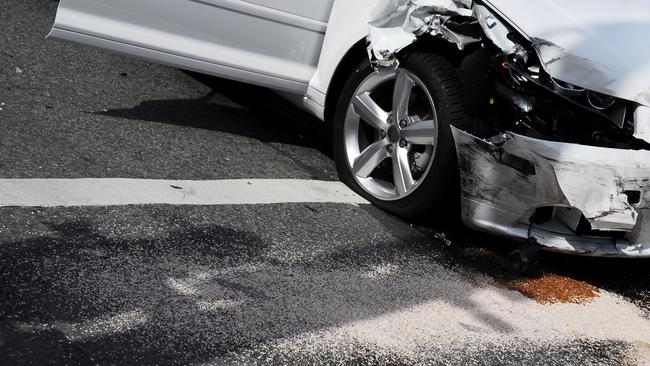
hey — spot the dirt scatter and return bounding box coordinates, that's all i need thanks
[623,342,650,366]
[443,236,603,306]
[500,272,600,305]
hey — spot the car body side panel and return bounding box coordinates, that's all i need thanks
[49,28,309,93]
[306,0,381,116]
[241,0,333,22]
[49,0,334,94]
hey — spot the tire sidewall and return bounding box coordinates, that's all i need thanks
[333,54,461,221]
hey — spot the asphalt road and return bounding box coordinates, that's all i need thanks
[1,1,649,365]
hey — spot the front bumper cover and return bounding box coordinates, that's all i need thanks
[452,126,650,257]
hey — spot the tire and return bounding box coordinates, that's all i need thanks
[333,52,467,222]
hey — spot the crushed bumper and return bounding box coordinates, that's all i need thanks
[452,126,650,257]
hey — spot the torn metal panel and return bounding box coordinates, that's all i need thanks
[634,106,650,144]
[482,0,650,107]
[465,197,650,256]
[368,0,478,66]
[473,4,515,54]
[451,126,650,256]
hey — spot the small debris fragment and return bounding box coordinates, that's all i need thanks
[170,185,183,190]
[45,105,53,109]
[119,72,128,77]
[15,67,23,74]
[434,232,452,246]
[304,204,319,214]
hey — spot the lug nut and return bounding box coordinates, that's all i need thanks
[399,139,407,148]
[387,145,394,153]
[399,120,407,128]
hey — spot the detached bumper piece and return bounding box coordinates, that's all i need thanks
[452,126,650,257]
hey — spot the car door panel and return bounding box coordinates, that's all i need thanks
[50,0,334,93]
[240,0,333,22]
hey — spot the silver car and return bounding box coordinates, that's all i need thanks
[49,0,650,258]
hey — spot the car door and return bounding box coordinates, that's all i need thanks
[49,0,335,93]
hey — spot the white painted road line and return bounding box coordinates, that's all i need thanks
[0,179,369,207]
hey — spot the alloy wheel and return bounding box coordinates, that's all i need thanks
[343,68,439,201]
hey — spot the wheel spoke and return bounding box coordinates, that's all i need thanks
[353,140,390,178]
[392,147,415,195]
[353,93,389,131]
[401,119,436,145]
[393,70,415,123]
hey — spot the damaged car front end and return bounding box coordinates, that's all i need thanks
[368,0,650,257]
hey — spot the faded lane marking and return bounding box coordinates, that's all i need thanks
[0,179,368,207]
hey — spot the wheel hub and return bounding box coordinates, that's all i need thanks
[387,125,401,143]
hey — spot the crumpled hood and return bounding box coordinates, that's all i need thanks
[484,0,650,106]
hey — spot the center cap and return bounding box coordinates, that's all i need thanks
[387,126,401,143]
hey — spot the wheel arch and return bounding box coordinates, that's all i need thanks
[324,38,368,124]
[324,35,469,124]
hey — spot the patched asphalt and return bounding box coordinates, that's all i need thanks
[1,0,650,365]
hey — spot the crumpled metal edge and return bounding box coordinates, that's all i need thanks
[367,0,477,67]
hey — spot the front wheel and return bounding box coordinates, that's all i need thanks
[333,52,467,221]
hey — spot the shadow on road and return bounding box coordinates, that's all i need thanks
[94,72,333,159]
[1,205,523,364]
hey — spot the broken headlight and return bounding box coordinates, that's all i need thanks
[463,1,649,151]
[587,91,616,111]
[546,76,629,129]
[487,44,640,148]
